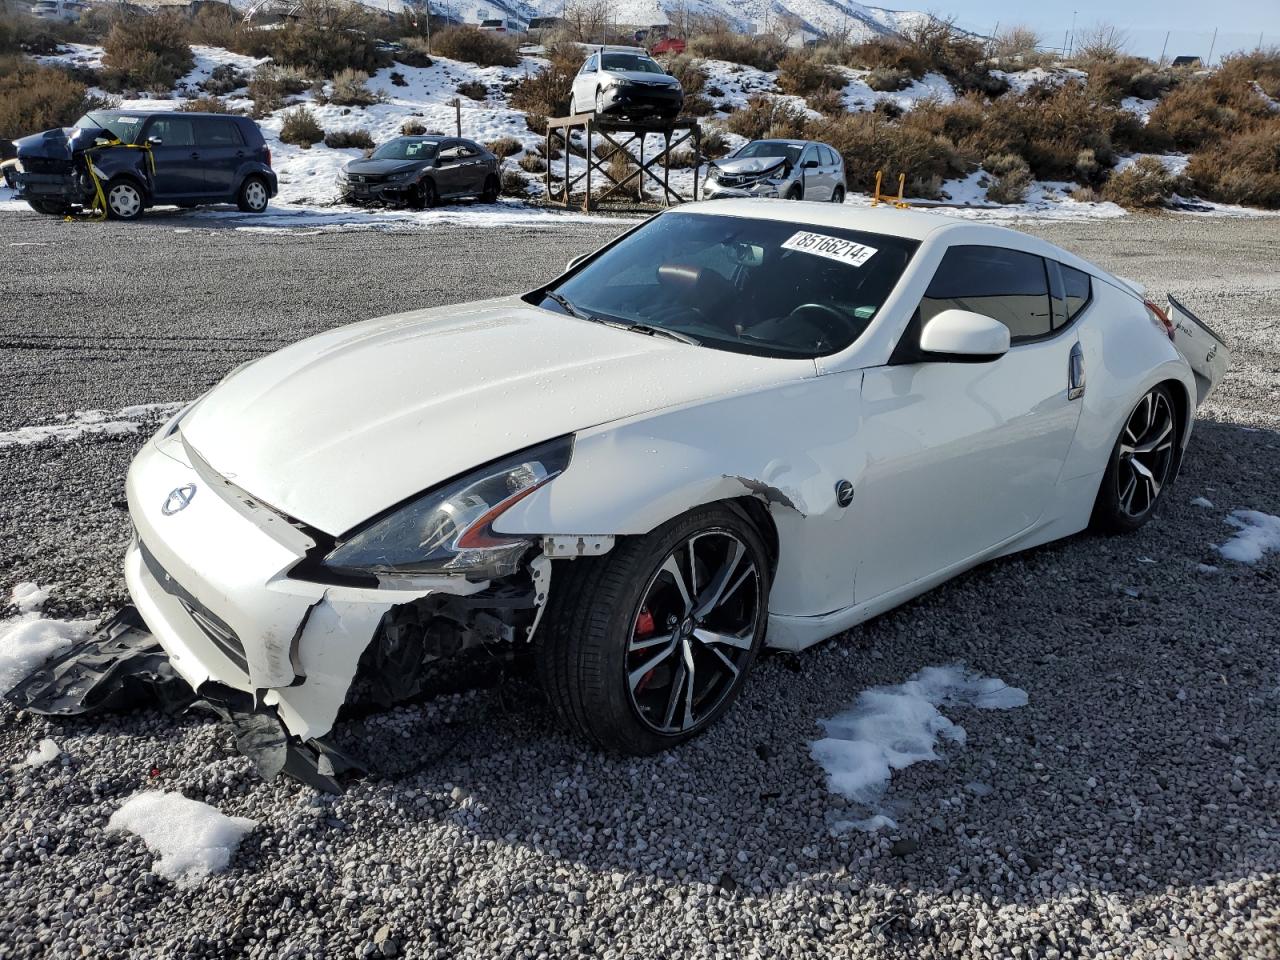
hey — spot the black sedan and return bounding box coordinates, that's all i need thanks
[341,135,500,207]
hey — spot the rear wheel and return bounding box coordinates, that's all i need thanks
[103,178,143,220]
[414,178,438,208]
[1093,384,1179,532]
[236,176,269,213]
[480,174,499,203]
[537,504,770,754]
[832,186,845,204]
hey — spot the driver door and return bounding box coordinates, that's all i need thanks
[140,116,207,198]
[573,54,599,112]
[848,245,1084,601]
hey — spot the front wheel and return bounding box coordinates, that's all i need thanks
[785,184,803,200]
[831,186,845,204]
[103,178,144,220]
[26,199,69,216]
[1093,384,1179,532]
[537,504,770,754]
[595,88,606,114]
[236,176,269,213]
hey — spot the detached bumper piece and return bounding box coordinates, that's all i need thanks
[7,608,195,717]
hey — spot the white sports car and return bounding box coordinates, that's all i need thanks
[123,200,1229,764]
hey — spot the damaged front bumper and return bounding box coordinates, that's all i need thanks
[125,432,547,753]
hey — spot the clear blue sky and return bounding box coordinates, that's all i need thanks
[877,0,1277,62]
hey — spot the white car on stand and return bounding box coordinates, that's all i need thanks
[122,200,1227,772]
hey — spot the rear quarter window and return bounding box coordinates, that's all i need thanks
[920,245,1052,342]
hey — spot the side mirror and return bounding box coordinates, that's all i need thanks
[803,159,819,168]
[146,136,163,146]
[919,309,1010,361]
[565,253,589,272]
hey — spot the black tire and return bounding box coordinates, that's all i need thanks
[236,175,269,213]
[26,199,69,216]
[832,186,845,204]
[785,184,803,200]
[103,177,144,220]
[414,178,438,209]
[1093,383,1180,533]
[480,174,499,203]
[594,88,606,114]
[536,503,770,755]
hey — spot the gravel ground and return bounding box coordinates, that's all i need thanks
[1,208,1278,960]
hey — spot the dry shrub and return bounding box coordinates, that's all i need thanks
[501,167,532,195]
[237,1,388,78]
[431,27,519,68]
[812,111,958,198]
[688,30,784,72]
[663,55,707,98]
[1073,23,1128,62]
[806,87,845,115]
[401,117,428,135]
[509,40,580,118]
[248,64,308,119]
[0,10,88,56]
[1217,48,1280,100]
[992,26,1040,59]
[0,56,106,140]
[983,152,1032,203]
[395,36,433,68]
[329,69,383,106]
[279,106,325,147]
[1147,73,1275,150]
[457,80,488,101]
[202,63,249,96]
[1187,126,1280,208]
[1099,156,1177,208]
[324,128,375,150]
[667,146,699,169]
[865,67,913,92]
[188,5,244,48]
[518,153,546,173]
[776,50,844,97]
[486,136,523,158]
[100,12,193,93]
[723,94,806,140]
[180,95,238,114]
[1084,55,1176,103]
[844,37,927,76]
[700,128,731,159]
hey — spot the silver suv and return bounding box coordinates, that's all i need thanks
[704,139,846,202]
[569,46,684,123]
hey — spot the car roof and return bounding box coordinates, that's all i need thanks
[93,109,244,121]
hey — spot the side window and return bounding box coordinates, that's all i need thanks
[147,117,195,147]
[583,55,598,72]
[456,142,480,158]
[438,140,460,161]
[194,118,243,147]
[800,145,817,166]
[1046,260,1093,329]
[821,146,837,166]
[920,246,1052,342]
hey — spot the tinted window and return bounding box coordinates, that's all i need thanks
[194,118,242,147]
[921,246,1051,342]
[601,53,663,73]
[736,140,803,165]
[1061,264,1091,319]
[76,112,145,143]
[147,117,195,147]
[821,145,838,165]
[456,142,480,157]
[583,55,598,71]
[372,138,438,160]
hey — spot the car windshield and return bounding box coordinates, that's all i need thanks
[538,212,918,359]
[735,140,804,165]
[75,112,145,143]
[601,53,663,73]
[371,138,439,161]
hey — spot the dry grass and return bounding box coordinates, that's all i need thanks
[501,167,532,195]
[179,95,239,114]
[100,12,193,94]
[687,30,784,72]
[805,87,845,115]
[328,69,383,107]
[485,136,523,158]
[1100,156,1178,208]
[722,95,806,140]
[279,107,325,148]
[431,27,519,68]
[395,36,433,69]
[324,128,376,150]
[865,67,913,92]
[201,64,248,96]
[776,51,844,97]
[508,40,579,119]
[1187,126,1280,208]
[518,153,546,173]
[811,111,958,198]
[457,80,488,101]
[1147,66,1277,151]
[983,152,1032,203]
[247,64,308,119]
[234,0,389,78]
[401,118,428,135]
[0,55,106,141]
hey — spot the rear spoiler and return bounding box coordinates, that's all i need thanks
[1168,294,1229,406]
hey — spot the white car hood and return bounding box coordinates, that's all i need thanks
[182,296,802,533]
[716,156,788,175]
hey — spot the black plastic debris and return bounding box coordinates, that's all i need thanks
[5,607,196,717]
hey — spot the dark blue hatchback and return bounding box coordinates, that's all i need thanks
[4,110,278,220]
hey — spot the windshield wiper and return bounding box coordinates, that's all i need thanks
[543,291,701,345]
[542,289,588,320]
[622,323,702,346]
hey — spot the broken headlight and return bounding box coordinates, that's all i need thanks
[322,436,573,580]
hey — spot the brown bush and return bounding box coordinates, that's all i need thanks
[700,128,731,159]
[806,87,845,115]
[666,146,699,169]
[865,67,913,92]
[501,167,532,195]
[431,27,519,68]
[518,153,546,173]
[395,36,433,68]
[811,111,958,198]
[662,55,707,98]
[486,136,523,158]
[1146,73,1275,150]
[236,1,388,78]
[329,69,383,106]
[0,56,106,140]
[776,50,844,97]
[0,10,87,56]
[1101,155,1178,208]
[723,94,806,140]
[279,106,325,147]
[509,40,580,118]
[1217,48,1280,100]
[202,63,249,96]
[843,37,927,76]
[324,128,375,150]
[687,30,784,72]
[247,64,308,119]
[1187,125,1280,208]
[983,152,1032,203]
[457,80,488,101]
[401,117,428,135]
[1083,55,1176,103]
[188,5,244,48]
[100,12,193,94]
[179,95,239,114]
[992,25,1041,60]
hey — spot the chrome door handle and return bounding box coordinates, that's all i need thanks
[1067,342,1086,400]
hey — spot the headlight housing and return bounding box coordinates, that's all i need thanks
[388,169,418,182]
[609,77,634,89]
[321,436,573,581]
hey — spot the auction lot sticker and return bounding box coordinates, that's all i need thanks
[782,231,878,267]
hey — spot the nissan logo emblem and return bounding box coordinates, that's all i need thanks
[162,483,197,515]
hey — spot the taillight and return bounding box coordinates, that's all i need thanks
[1144,299,1175,341]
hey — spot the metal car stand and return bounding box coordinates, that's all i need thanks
[543,114,702,212]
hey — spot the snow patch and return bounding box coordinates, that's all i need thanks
[108,792,257,885]
[24,738,62,768]
[1191,496,1214,508]
[0,403,186,448]
[0,594,95,694]
[1216,510,1280,564]
[11,582,50,614]
[811,665,1027,833]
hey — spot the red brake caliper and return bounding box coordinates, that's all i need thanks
[634,607,656,691]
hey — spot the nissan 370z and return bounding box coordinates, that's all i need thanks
[123,200,1229,764]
